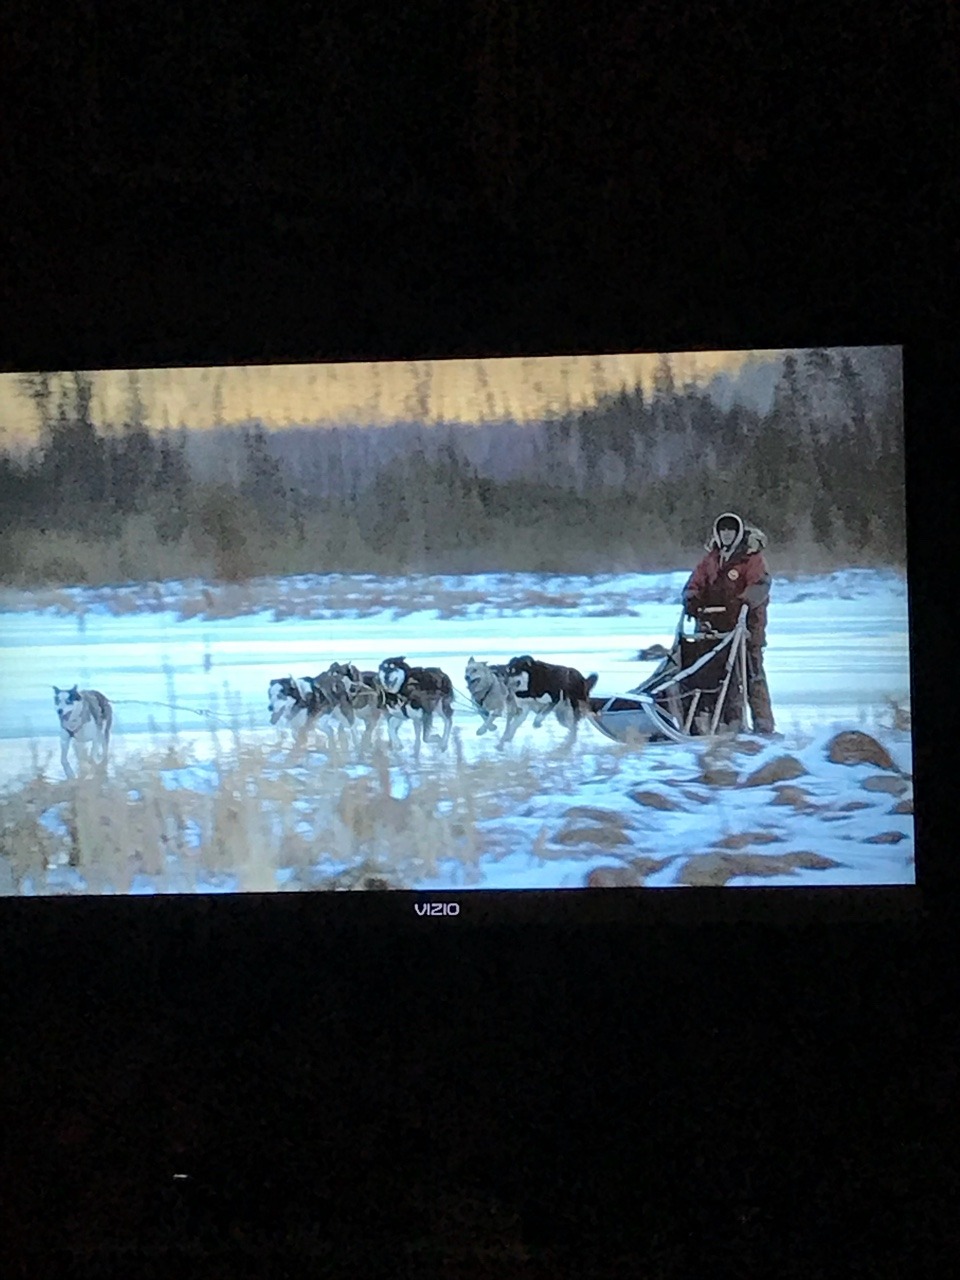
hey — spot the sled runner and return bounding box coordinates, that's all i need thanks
[589,604,751,744]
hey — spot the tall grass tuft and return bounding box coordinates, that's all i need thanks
[0,729,600,896]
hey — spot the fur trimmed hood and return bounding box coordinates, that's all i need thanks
[705,512,767,556]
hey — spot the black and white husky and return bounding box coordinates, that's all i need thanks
[53,686,112,778]
[464,657,520,739]
[377,657,454,753]
[500,655,599,745]
[267,676,325,742]
[326,663,383,743]
[268,671,364,747]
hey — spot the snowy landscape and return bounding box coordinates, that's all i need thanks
[0,568,914,896]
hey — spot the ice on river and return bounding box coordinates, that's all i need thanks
[0,569,914,893]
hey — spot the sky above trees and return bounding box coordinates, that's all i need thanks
[0,350,787,447]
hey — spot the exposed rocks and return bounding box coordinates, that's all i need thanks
[563,806,633,825]
[628,789,683,811]
[713,831,783,850]
[585,856,673,888]
[552,823,632,848]
[697,737,739,783]
[826,731,897,771]
[681,788,712,804]
[860,775,909,795]
[586,863,642,888]
[789,851,845,870]
[677,849,841,887]
[770,784,814,809]
[630,855,675,878]
[890,798,913,815]
[699,765,740,788]
[863,830,909,845]
[839,800,872,811]
[741,755,807,787]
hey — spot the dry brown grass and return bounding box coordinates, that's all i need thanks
[883,697,912,732]
[0,731,598,895]
[0,571,651,623]
[2,526,216,590]
[170,578,600,622]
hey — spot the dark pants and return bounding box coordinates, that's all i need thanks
[746,644,775,733]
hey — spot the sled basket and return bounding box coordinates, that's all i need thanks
[589,605,751,744]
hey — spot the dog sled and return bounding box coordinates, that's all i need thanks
[589,604,752,744]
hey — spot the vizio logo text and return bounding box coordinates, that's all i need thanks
[414,902,460,916]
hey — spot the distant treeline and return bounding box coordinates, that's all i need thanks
[0,350,905,585]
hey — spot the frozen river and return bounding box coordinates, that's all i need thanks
[0,568,911,771]
[0,569,915,893]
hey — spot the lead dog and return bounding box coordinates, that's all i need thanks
[264,675,355,747]
[377,657,454,753]
[53,685,112,778]
[501,656,598,745]
[464,657,520,739]
[267,675,330,744]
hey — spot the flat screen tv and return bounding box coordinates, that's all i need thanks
[0,347,915,920]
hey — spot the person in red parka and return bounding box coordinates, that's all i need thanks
[681,511,775,734]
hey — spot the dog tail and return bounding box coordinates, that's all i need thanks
[585,673,599,695]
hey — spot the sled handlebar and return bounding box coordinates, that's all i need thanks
[683,603,750,637]
[699,605,749,618]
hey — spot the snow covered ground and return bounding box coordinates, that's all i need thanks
[0,569,915,895]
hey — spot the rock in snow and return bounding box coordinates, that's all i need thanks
[742,755,807,787]
[826,731,898,771]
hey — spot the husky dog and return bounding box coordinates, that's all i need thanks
[311,668,357,727]
[53,686,112,778]
[267,676,326,742]
[377,656,454,753]
[501,655,599,745]
[464,657,520,739]
[326,663,383,743]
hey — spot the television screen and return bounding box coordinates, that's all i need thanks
[0,347,914,899]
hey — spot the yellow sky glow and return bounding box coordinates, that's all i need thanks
[0,350,783,446]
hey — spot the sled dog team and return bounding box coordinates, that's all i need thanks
[51,655,599,776]
[49,512,775,774]
[267,655,599,751]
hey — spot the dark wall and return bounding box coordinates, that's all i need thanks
[2,1,956,1274]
